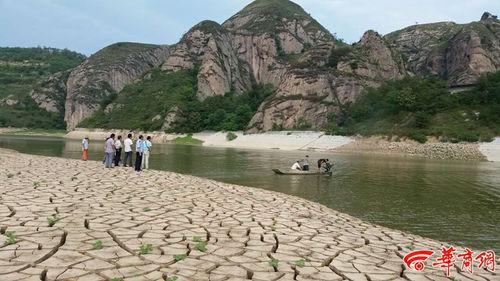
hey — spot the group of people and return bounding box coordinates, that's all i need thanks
[291,155,332,172]
[81,133,153,172]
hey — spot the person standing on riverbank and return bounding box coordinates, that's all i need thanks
[134,135,144,172]
[141,136,152,170]
[81,137,89,161]
[114,135,122,167]
[123,133,133,167]
[104,134,115,168]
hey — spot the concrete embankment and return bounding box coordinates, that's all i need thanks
[1,149,496,280]
[479,137,500,162]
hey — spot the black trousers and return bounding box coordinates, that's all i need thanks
[114,148,122,166]
[123,151,132,167]
[134,152,142,171]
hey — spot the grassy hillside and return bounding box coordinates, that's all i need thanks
[79,68,274,132]
[328,72,500,143]
[0,47,85,129]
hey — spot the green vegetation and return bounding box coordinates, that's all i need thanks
[173,253,187,262]
[165,276,178,281]
[327,72,500,143]
[235,0,332,40]
[0,47,85,129]
[173,134,204,146]
[326,46,351,68]
[4,231,17,245]
[192,236,203,243]
[110,278,124,281]
[139,243,153,255]
[87,42,159,66]
[33,181,40,188]
[195,241,208,252]
[80,68,274,133]
[47,215,59,227]
[269,258,279,269]
[294,259,306,268]
[226,132,238,141]
[143,207,152,212]
[93,240,103,250]
[4,128,67,136]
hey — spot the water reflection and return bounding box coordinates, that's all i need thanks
[0,135,499,251]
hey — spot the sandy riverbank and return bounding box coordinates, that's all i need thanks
[1,149,496,280]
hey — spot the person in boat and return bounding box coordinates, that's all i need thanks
[319,159,332,173]
[300,155,310,171]
[291,161,302,171]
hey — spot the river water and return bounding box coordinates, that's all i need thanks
[0,135,499,252]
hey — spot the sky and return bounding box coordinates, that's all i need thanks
[0,0,498,56]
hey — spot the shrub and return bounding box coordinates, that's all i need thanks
[408,131,427,143]
[327,46,351,68]
[226,132,237,141]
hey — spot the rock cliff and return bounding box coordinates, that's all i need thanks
[28,0,500,132]
[64,43,169,129]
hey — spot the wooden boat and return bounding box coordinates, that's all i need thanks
[272,169,332,176]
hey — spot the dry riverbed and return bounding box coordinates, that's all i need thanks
[0,149,497,281]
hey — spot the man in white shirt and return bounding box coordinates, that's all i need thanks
[291,161,302,171]
[123,133,133,167]
[114,135,123,167]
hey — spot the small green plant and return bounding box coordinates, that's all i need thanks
[47,215,59,227]
[139,243,153,255]
[407,242,416,251]
[269,258,279,269]
[165,276,178,281]
[195,241,208,252]
[93,240,103,250]
[226,132,237,141]
[143,207,151,212]
[4,231,17,245]
[7,173,14,178]
[173,253,187,262]
[110,278,124,281]
[172,134,204,145]
[192,236,203,243]
[294,259,305,268]
[33,181,40,188]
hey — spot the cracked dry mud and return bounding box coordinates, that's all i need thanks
[0,150,498,281]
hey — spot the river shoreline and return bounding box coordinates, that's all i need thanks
[2,127,499,161]
[0,149,497,280]
[65,128,498,161]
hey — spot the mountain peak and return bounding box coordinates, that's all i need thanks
[481,12,498,21]
[237,0,309,18]
[223,0,331,40]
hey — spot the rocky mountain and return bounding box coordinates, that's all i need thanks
[24,0,500,132]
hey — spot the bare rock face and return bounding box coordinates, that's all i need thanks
[446,21,500,85]
[30,71,69,113]
[247,70,367,132]
[161,106,183,130]
[338,31,404,80]
[162,21,252,100]
[385,16,500,86]
[64,43,169,129]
